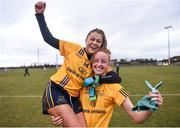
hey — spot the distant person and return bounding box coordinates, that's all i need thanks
[24,67,30,77]
[4,67,7,72]
[43,66,46,71]
[115,62,120,74]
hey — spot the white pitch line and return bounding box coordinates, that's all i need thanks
[130,94,180,96]
[0,94,180,98]
[0,95,41,98]
[162,94,180,96]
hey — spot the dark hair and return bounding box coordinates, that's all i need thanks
[85,28,107,48]
[91,48,111,62]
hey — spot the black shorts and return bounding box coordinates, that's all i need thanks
[42,81,83,114]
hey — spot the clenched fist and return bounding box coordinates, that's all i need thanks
[35,1,46,14]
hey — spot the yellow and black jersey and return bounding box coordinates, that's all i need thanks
[80,83,128,127]
[50,40,94,97]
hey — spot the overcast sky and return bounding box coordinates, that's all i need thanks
[0,0,180,67]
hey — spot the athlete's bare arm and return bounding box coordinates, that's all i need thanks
[122,91,163,124]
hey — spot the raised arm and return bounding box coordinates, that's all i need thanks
[35,1,59,49]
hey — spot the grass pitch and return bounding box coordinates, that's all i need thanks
[0,66,180,127]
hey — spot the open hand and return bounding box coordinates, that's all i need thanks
[51,116,63,126]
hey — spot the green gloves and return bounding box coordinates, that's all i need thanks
[132,80,163,112]
[132,95,158,112]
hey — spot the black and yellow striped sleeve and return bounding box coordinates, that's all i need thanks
[119,88,128,97]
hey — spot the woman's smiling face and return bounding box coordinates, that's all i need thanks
[92,51,109,76]
[85,32,103,55]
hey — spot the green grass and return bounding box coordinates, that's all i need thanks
[0,66,180,127]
